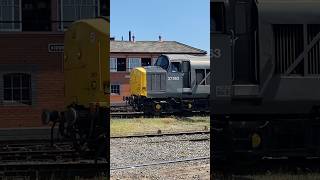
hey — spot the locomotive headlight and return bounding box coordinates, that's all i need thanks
[188,103,192,109]
[155,104,161,110]
[251,133,261,148]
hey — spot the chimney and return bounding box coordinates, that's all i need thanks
[129,31,131,41]
[121,36,123,41]
[158,35,162,42]
[132,34,135,42]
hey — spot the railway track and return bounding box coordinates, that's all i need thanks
[110,110,210,118]
[213,157,320,178]
[111,130,210,139]
[0,139,108,178]
[110,156,210,171]
[110,104,210,118]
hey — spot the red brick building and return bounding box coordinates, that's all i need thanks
[110,37,207,105]
[0,0,107,128]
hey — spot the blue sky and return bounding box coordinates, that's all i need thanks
[110,0,210,53]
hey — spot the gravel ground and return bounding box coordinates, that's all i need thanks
[110,134,210,179]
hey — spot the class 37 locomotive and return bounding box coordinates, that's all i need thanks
[127,54,210,115]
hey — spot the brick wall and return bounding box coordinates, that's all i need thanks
[0,33,64,128]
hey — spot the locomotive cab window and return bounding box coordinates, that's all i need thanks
[171,62,181,73]
[155,56,169,70]
[211,2,226,33]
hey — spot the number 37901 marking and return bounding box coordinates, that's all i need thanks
[168,77,179,81]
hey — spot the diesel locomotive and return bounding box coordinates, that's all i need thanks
[211,0,320,167]
[42,17,109,159]
[127,54,210,114]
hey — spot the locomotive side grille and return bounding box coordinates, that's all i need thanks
[308,24,320,75]
[274,24,320,75]
[274,24,304,75]
[147,73,166,91]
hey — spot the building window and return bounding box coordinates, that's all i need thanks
[196,69,210,85]
[110,84,120,95]
[152,58,158,66]
[22,0,51,31]
[117,58,126,72]
[3,73,31,105]
[60,0,99,30]
[0,0,21,31]
[110,58,117,72]
[141,58,151,66]
[128,58,141,71]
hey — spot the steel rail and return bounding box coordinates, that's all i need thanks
[110,156,210,171]
[111,130,210,139]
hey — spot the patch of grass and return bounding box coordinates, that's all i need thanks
[110,116,210,137]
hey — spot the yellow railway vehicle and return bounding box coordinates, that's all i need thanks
[130,67,147,97]
[42,17,109,159]
[64,17,109,108]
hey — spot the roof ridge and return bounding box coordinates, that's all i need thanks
[110,41,207,54]
[173,41,207,54]
[111,40,175,42]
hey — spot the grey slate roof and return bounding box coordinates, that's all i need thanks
[110,41,207,54]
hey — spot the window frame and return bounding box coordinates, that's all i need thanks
[110,58,117,72]
[116,58,126,72]
[59,0,100,31]
[110,84,120,95]
[141,58,152,67]
[2,73,32,105]
[128,57,141,71]
[0,0,22,32]
[170,62,181,73]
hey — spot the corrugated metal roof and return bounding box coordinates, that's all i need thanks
[110,41,207,54]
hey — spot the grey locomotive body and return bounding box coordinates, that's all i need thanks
[211,0,320,167]
[129,54,210,114]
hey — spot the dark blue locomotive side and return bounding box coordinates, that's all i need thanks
[211,0,320,169]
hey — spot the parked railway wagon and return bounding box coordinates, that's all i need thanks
[211,0,320,168]
[127,54,210,115]
[42,17,109,158]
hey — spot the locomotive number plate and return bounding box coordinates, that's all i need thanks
[168,76,179,81]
